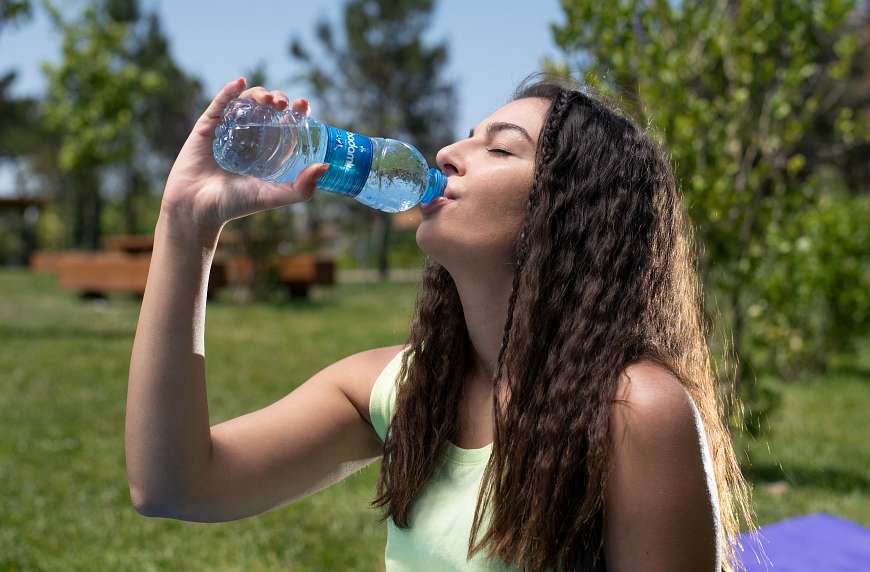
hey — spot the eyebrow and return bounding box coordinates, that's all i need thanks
[468,122,534,145]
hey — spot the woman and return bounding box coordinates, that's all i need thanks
[126,74,755,571]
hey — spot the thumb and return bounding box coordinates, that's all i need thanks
[295,163,330,197]
[260,163,329,208]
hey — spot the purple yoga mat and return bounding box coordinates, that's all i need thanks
[738,512,870,572]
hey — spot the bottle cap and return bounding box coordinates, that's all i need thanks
[421,168,447,205]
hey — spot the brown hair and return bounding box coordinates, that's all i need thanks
[371,73,757,571]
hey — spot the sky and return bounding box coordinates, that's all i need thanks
[0,0,568,194]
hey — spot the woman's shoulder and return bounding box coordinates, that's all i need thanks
[605,360,722,568]
[330,345,407,432]
[338,345,407,440]
[609,357,718,511]
[611,359,700,446]
[615,359,693,413]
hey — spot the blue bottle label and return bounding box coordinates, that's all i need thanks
[318,126,373,197]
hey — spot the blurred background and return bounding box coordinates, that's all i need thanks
[0,0,867,570]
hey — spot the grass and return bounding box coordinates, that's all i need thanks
[737,365,870,528]
[0,268,867,570]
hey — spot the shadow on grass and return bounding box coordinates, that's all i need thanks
[0,324,133,340]
[745,462,870,493]
[225,296,335,313]
[271,296,334,311]
[825,363,870,379]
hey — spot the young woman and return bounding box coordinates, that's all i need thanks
[126,74,755,571]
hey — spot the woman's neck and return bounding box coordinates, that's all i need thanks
[451,267,515,385]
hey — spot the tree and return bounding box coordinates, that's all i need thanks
[40,1,158,248]
[0,0,39,264]
[289,0,456,279]
[549,0,869,436]
[0,0,34,160]
[113,0,204,234]
[0,0,30,31]
[39,0,202,248]
[0,72,39,162]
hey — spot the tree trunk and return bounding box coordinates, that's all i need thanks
[72,171,102,251]
[723,285,741,423]
[123,165,145,234]
[725,283,755,428]
[19,206,39,267]
[375,210,392,281]
[235,216,258,295]
[305,201,323,251]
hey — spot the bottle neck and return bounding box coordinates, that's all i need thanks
[421,168,447,205]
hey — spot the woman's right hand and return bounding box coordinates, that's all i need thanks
[160,77,329,236]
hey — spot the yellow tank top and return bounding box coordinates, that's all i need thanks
[368,347,519,571]
[368,347,721,571]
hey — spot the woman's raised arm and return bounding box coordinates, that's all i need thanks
[125,79,386,520]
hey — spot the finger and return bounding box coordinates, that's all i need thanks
[270,90,290,110]
[260,163,329,208]
[239,86,273,105]
[295,162,329,196]
[290,98,310,117]
[196,77,247,133]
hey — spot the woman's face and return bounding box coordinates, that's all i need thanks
[416,97,551,273]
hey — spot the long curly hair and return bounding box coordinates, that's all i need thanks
[371,74,756,572]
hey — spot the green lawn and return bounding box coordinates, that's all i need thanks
[1,268,867,570]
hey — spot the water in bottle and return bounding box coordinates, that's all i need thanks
[212,97,447,213]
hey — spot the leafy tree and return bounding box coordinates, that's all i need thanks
[797,7,870,193]
[0,72,40,162]
[112,0,204,234]
[0,0,30,31]
[289,0,456,279]
[39,0,201,248]
[0,0,38,266]
[548,0,869,436]
[0,0,33,160]
[40,2,152,248]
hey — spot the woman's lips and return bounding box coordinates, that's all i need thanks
[419,196,453,215]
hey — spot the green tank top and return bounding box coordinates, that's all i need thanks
[369,348,722,571]
[368,347,519,571]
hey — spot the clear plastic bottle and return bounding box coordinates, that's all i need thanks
[212,97,446,213]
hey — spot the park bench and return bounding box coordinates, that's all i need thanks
[214,253,336,297]
[31,250,225,299]
[30,232,334,299]
[275,254,336,297]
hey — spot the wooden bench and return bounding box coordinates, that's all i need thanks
[101,232,243,254]
[33,251,225,299]
[275,255,336,297]
[205,253,335,297]
[31,250,81,275]
[31,234,334,299]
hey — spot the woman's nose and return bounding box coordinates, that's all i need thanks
[436,144,462,176]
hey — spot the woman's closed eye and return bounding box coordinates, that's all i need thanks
[487,148,512,156]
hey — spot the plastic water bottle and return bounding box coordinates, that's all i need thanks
[212,97,447,213]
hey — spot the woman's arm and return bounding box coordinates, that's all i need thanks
[604,362,721,572]
[125,210,391,521]
[124,78,333,517]
[124,205,222,515]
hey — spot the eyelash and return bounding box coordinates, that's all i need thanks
[487,148,511,156]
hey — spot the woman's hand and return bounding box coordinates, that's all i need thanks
[160,77,329,236]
